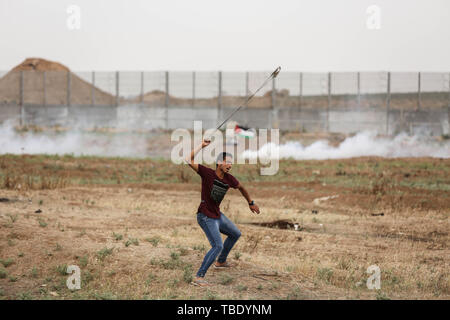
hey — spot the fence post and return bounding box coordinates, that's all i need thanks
[192,71,196,107]
[243,72,249,126]
[448,72,450,131]
[43,71,46,106]
[67,71,71,106]
[115,71,119,106]
[165,71,169,129]
[271,76,277,128]
[357,72,361,107]
[386,72,391,135]
[246,71,250,96]
[140,71,144,103]
[20,71,24,126]
[91,71,95,106]
[299,72,303,110]
[327,72,331,132]
[218,71,222,121]
[418,72,421,110]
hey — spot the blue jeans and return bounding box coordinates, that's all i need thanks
[196,212,241,277]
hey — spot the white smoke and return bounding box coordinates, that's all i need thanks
[243,131,450,160]
[1,121,449,159]
[0,121,151,157]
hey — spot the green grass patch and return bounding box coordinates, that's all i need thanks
[145,236,161,247]
[55,264,68,276]
[0,258,15,268]
[97,247,114,261]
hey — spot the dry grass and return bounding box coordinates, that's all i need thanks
[0,155,448,300]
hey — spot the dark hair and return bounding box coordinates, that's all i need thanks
[216,152,232,168]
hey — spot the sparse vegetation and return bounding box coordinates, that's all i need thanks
[236,284,247,292]
[204,290,220,300]
[178,247,188,256]
[145,273,156,286]
[30,267,39,278]
[167,278,180,288]
[376,291,390,300]
[55,264,68,276]
[124,238,139,247]
[38,219,47,228]
[192,244,206,252]
[113,232,123,241]
[183,265,193,284]
[93,292,117,300]
[170,251,180,261]
[7,214,18,223]
[78,255,88,268]
[97,247,114,261]
[146,236,161,247]
[286,287,304,300]
[0,154,448,299]
[0,268,7,279]
[17,292,33,300]
[0,258,15,268]
[82,271,94,285]
[77,229,87,237]
[219,274,234,285]
[317,267,334,284]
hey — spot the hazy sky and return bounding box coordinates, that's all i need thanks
[1,0,449,71]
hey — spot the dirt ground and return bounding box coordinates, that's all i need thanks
[0,155,448,300]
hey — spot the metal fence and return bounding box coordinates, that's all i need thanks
[0,70,449,135]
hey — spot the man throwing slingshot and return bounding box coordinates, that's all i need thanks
[186,139,260,287]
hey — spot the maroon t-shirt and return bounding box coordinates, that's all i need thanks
[197,164,240,219]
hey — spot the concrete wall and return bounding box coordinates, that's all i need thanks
[0,104,21,123]
[1,103,448,135]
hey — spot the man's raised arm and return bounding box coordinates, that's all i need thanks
[185,139,210,173]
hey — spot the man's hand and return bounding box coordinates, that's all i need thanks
[237,184,260,214]
[249,203,260,214]
[202,139,211,148]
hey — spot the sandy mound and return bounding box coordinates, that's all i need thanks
[0,58,114,105]
[11,58,70,72]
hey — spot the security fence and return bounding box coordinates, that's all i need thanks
[0,70,449,135]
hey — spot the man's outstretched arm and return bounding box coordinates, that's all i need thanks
[185,139,210,173]
[237,183,260,214]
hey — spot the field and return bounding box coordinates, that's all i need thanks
[0,154,448,300]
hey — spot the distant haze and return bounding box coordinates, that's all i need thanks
[1,0,450,72]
